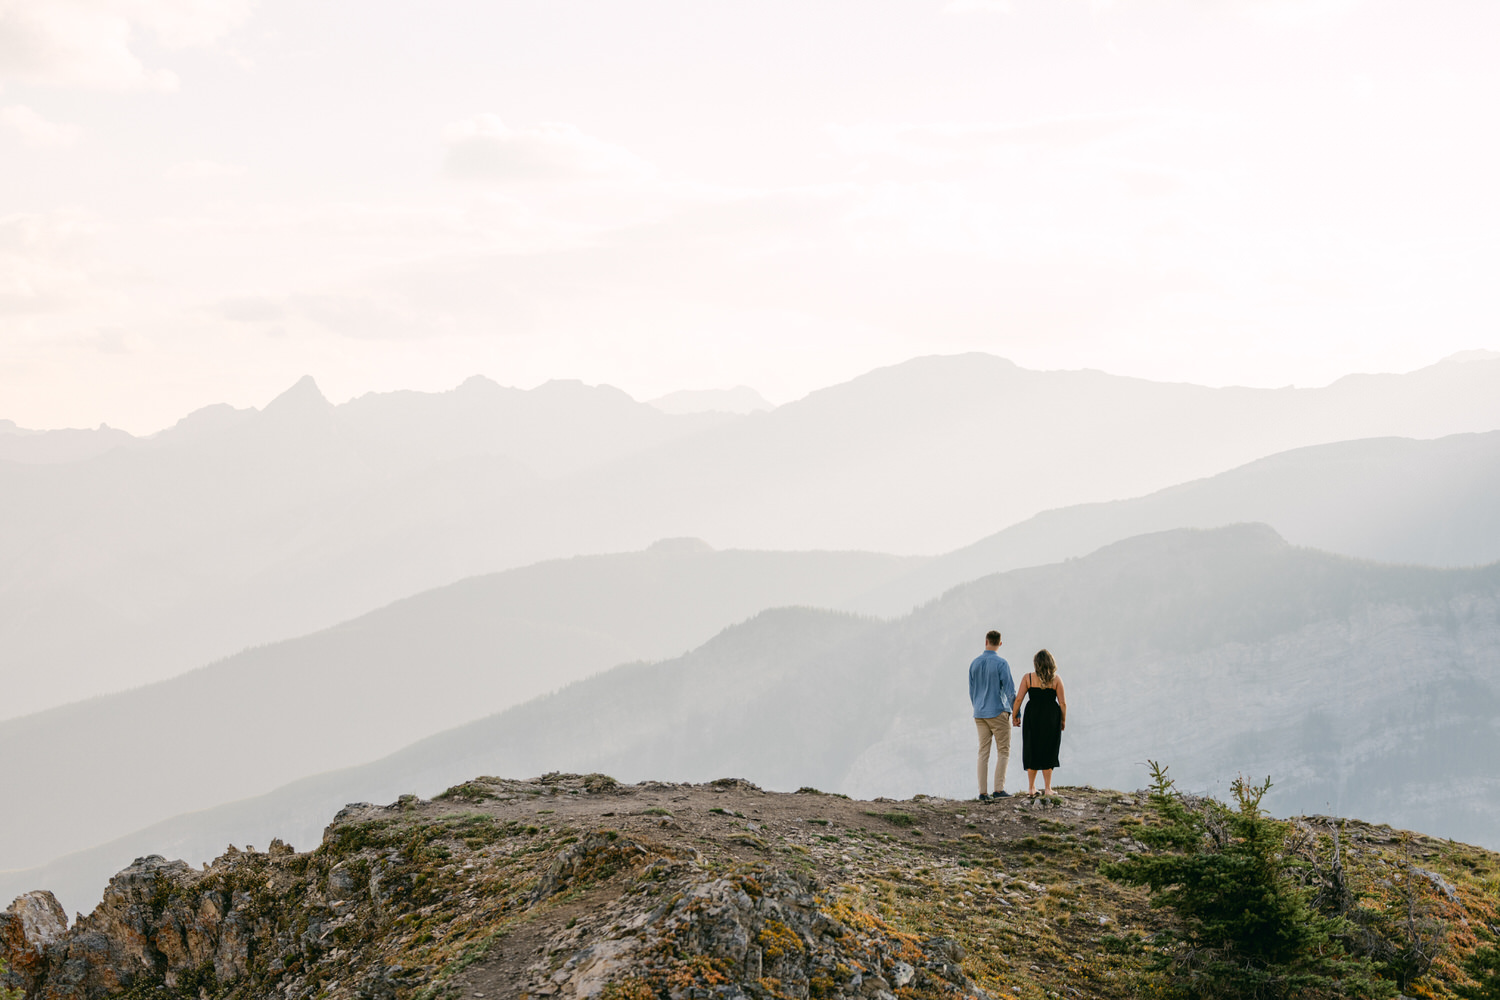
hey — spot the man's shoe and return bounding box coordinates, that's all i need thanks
[977,793,991,803]
[993,790,1012,798]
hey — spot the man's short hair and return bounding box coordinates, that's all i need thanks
[985,629,1001,646]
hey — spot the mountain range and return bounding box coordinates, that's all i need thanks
[8,426,1500,882]
[0,376,730,716]
[7,352,1500,718]
[853,428,1500,614]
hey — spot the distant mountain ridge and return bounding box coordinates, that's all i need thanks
[0,420,135,464]
[8,352,1500,717]
[849,429,1500,615]
[0,376,733,715]
[0,545,916,872]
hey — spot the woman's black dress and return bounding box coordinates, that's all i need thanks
[1021,682,1062,770]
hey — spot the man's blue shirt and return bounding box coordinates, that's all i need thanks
[969,650,1016,719]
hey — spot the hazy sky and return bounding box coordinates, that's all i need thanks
[3,0,1498,432]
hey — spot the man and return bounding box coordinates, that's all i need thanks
[969,629,1017,801]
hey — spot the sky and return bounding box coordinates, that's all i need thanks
[2,0,1498,433]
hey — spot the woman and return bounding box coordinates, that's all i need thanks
[1012,649,1066,798]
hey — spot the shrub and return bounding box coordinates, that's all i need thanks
[1456,931,1500,1000]
[1100,762,1393,1000]
[1292,822,1447,992]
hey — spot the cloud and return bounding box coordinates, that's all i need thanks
[215,295,284,322]
[442,115,655,184]
[943,0,1013,11]
[213,287,460,341]
[829,115,1150,167]
[1232,0,1362,26]
[124,0,253,48]
[944,0,1363,23]
[292,290,447,340]
[0,104,80,146]
[0,208,98,315]
[0,0,252,90]
[165,159,247,180]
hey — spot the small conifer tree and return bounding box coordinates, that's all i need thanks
[1455,933,1500,1000]
[1100,762,1393,1000]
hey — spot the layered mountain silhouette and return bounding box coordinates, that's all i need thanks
[0,544,914,872]
[0,420,135,464]
[7,353,1500,717]
[0,376,731,715]
[852,429,1500,614]
[10,524,1498,916]
[9,426,1500,876]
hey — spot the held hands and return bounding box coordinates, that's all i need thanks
[1011,714,1021,727]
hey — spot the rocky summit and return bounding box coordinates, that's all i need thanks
[4,775,1499,1000]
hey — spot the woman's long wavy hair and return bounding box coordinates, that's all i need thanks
[1034,648,1057,684]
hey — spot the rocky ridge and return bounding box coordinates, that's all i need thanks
[4,775,1498,1000]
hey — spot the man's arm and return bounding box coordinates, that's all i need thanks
[1000,661,1017,712]
[968,659,980,708]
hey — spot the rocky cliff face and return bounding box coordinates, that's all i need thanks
[3,775,1497,1000]
[0,892,68,986]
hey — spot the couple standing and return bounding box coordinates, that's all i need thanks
[969,629,1066,800]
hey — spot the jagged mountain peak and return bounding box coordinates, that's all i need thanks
[262,375,331,416]
[454,374,504,394]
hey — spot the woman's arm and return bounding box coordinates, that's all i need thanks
[1012,673,1030,726]
[1056,678,1067,731]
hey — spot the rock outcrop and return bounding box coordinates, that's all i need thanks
[508,862,974,1000]
[0,778,986,1000]
[4,774,1497,1000]
[1,892,68,985]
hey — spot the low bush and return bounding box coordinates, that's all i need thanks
[1100,762,1393,1000]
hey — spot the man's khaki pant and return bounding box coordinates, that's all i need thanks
[976,716,1011,795]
